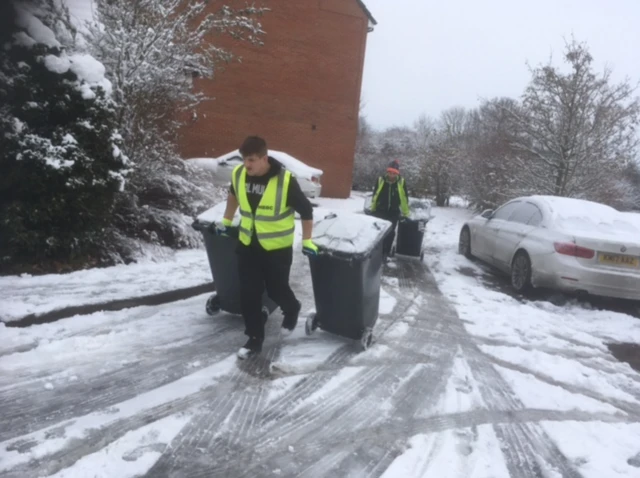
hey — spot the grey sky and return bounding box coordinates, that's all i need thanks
[360,0,640,131]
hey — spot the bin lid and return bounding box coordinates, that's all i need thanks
[312,208,392,257]
[195,201,241,227]
[408,198,433,222]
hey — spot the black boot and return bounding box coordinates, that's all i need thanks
[281,300,302,335]
[237,336,263,359]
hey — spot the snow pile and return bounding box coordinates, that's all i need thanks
[312,207,392,255]
[68,53,113,98]
[14,3,60,47]
[42,51,112,99]
[14,4,112,99]
[205,149,324,181]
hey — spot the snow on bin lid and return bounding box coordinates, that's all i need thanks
[408,198,433,222]
[195,201,241,227]
[312,208,392,256]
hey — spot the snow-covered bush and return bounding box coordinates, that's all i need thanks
[0,0,129,273]
[81,0,266,255]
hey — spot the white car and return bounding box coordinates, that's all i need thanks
[188,149,323,198]
[458,195,640,300]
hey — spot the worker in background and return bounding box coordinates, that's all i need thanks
[369,159,410,260]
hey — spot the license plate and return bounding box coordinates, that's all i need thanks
[598,253,639,268]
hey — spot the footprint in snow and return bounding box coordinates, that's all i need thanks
[628,452,640,468]
[122,443,166,461]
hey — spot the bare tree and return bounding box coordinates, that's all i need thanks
[507,39,640,199]
[411,114,436,195]
[441,106,467,138]
[417,107,468,206]
[462,98,522,208]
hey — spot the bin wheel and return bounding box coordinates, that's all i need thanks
[305,313,319,336]
[360,328,373,351]
[206,293,221,316]
[261,306,270,324]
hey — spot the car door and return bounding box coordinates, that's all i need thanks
[474,201,521,262]
[492,202,541,269]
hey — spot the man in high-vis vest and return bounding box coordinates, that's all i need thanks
[217,136,318,359]
[370,159,410,259]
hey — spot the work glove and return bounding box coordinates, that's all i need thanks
[214,217,233,236]
[302,239,319,257]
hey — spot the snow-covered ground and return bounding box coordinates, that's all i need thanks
[2,193,640,477]
[0,250,211,323]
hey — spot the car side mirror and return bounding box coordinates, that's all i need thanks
[481,209,494,219]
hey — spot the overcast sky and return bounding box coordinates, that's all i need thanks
[360,0,640,131]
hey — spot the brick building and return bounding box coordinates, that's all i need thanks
[179,1,376,198]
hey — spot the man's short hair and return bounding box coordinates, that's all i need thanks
[239,136,267,157]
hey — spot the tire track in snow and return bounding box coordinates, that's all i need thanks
[407,260,588,478]
[325,261,458,477]
[149,407,630,478]
[0,320,241,442]
[204,260,458,477]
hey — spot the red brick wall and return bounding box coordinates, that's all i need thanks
[178,1,370,198]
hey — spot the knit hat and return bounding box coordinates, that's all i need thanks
[387,159,400,175]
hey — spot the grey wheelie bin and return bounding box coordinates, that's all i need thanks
[393,198,432,260]
[395,218,427,260]
[304,211,392,350]
[192,203,277,319]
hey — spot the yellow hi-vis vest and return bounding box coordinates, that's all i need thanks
[231,164,295,250]
[371,176,410,216]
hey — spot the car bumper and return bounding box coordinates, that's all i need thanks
[533,254,640,300]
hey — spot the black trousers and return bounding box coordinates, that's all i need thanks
[237,245,299,340]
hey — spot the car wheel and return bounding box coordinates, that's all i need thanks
[511,251,532,293]
[459,227,472,258]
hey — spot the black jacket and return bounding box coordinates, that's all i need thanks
[371,176,409,219]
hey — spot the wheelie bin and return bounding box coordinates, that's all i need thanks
[393,198,432,260]
[304,211,392,350]
[192,203,277,319]
[395,218,427,260]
